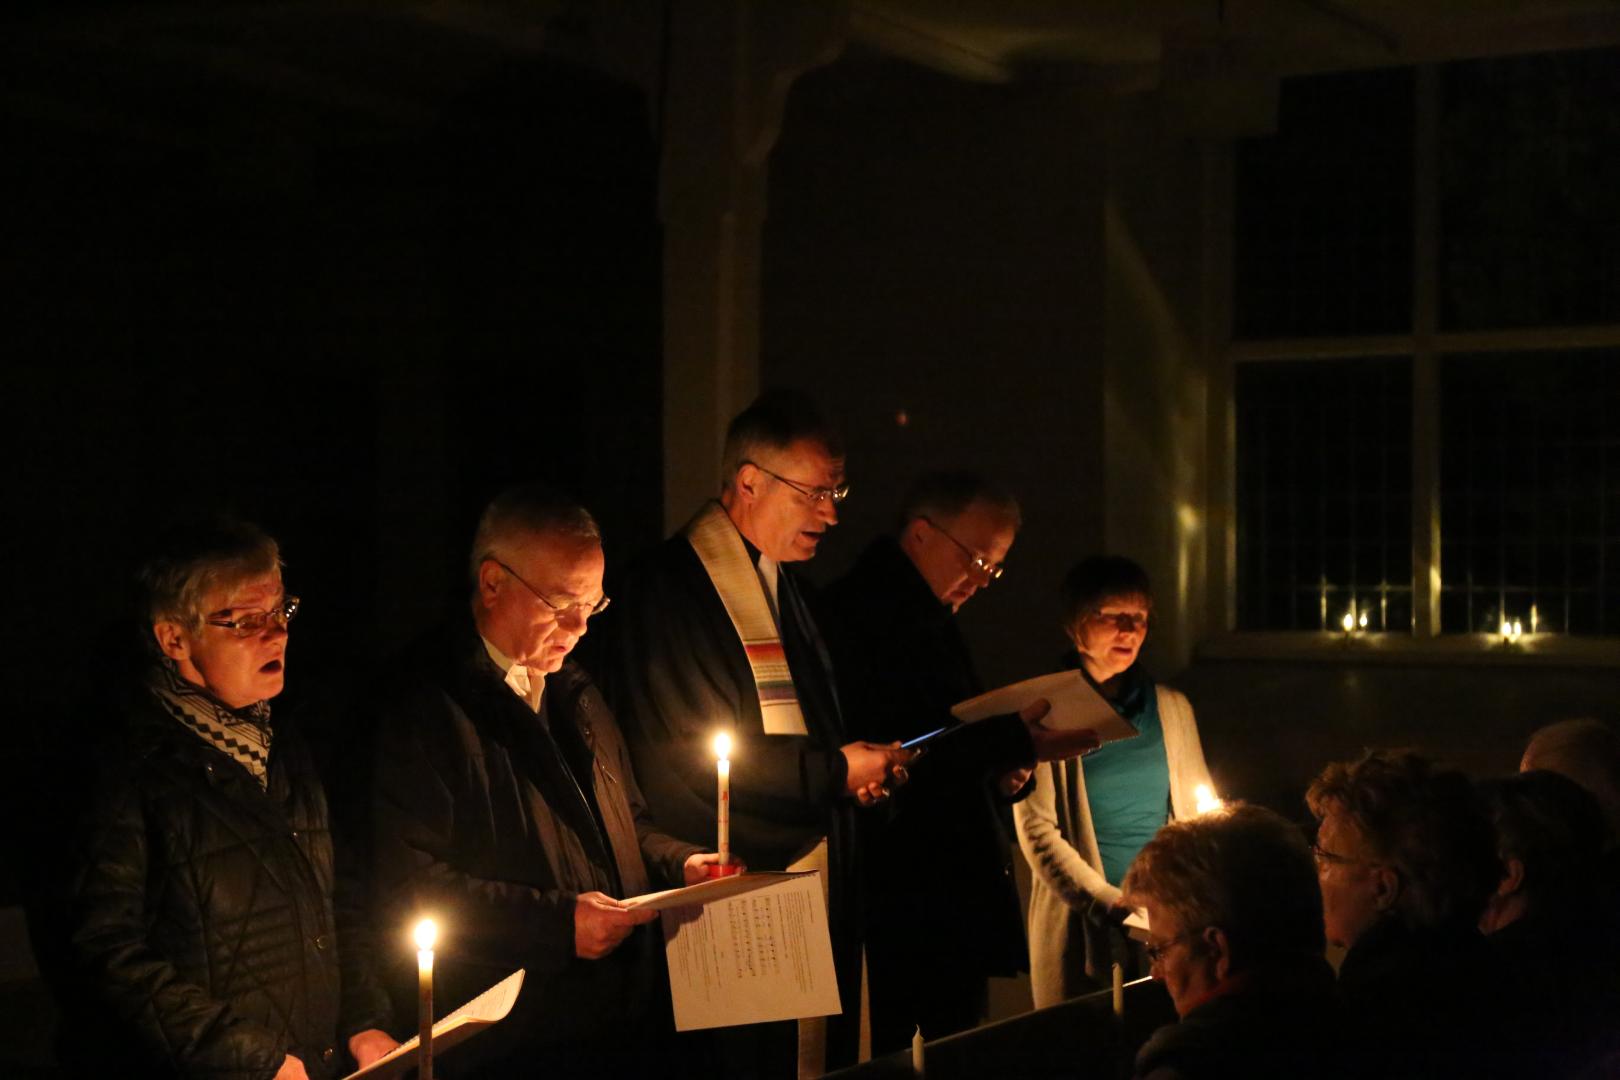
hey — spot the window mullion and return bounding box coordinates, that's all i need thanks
[1412,63,1441,638]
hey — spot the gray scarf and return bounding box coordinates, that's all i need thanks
[147,661,274,789]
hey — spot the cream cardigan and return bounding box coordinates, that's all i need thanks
[1014,684,1212,1009]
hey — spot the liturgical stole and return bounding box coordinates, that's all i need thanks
[684,501,809,736]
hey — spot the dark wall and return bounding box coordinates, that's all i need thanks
[762,51,1109,689]
[1,4,663,899]
[1184,658,1620,820]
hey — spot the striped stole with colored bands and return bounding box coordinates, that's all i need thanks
[685,501,809,736]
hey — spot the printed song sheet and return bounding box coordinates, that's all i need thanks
[342,969,525,1080]
[638,871,841,1032]
[951,670,1137,744]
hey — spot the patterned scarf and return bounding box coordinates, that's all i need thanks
[147,661,274,789]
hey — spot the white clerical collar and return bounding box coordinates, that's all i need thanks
[755,553,782,627]
[480,635,545,713]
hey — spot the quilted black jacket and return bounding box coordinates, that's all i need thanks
[61,693,390,1080]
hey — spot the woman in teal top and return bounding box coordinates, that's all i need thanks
[1015,556,1214,1006]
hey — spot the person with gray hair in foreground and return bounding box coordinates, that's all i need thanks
[1124,804,1344,1080]
[60,517,395,1080]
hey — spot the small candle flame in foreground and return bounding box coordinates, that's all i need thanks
[414,918,437,953]
[1194,784,1224,815]
[713,732,732,761]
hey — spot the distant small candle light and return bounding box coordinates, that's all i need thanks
[1341,611,1355,634]
[895,409,909,427]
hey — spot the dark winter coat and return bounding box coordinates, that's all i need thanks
[817,537,1036,978]
[1133,957,1346,1080]
[62,695,389,1080]
[369,621,702,1075]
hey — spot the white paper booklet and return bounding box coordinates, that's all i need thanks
[951,670,1138,745]
[342,968,525,1080]
[627,871,841,1032]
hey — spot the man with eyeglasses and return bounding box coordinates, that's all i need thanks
[817,471,1099,1052]
[606,390,909,1075]
[368,486,721,1078]
[59,517,396,1080]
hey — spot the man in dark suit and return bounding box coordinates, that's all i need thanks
[370,486,720,1078]
[819,472,1091,1050]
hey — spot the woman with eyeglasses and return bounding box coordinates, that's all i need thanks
[1015,555,1214,1008]
[57,518,396,1080]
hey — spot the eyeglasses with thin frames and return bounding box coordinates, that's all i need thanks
[744,461,850,505]
[1311,843,1379,872]
[493,560,611,619]
[1143,929,1200,965]
[921,517,1004,581]
[206,596,300,638]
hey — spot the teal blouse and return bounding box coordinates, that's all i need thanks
[1080,665,1171,886]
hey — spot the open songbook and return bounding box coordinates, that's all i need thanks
[952,670,1138,745]
[625,871,841,1032]
[341,969,526,1080]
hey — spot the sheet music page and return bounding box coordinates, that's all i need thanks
[951,670,1137,744]
[342,969,526,1080]
[624,870,807,912]
[659,872,841,1031]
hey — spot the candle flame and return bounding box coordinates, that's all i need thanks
[1194,784,1224,815]
[1341,611,1355,633]
[713,732,732,761]
[414,918,438,952]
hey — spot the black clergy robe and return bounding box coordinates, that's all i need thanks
[818,536,1036,1051]
[602,524,862,1071]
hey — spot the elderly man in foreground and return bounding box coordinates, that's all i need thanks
[1123,803,1343,1080]
[61,518,395,1080]
[370,486,719,1078]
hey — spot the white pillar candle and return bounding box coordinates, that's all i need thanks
[415,918,437,1080]
[713,733,732,865]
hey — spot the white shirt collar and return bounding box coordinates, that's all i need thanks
[480,635,545,713]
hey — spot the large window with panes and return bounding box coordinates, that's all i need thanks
[1230,49,1620,645]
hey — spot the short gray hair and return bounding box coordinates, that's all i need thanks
[138,517,282,632]
[897,470,1021,534]
[469,484,601,587]
[1123,803,1325,971]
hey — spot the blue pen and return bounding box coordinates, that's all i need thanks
[900,726,950,750]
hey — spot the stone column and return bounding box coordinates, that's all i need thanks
[658,0,847,531]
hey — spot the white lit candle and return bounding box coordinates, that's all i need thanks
[415,918,437,1080]
[713,733,732,866]
[1194,784,1224,815]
